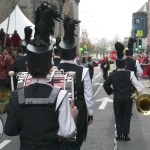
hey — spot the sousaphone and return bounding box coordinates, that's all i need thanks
[131,89,150,115]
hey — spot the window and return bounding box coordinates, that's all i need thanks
[135,18,140,24]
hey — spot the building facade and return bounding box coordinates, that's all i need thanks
[0,0,80,40]
[131,12,147,38]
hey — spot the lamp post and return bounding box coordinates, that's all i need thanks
[3,0,12,48]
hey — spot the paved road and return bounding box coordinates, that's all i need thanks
[0,66,150,150]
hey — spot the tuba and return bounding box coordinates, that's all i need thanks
[131,89,150,115]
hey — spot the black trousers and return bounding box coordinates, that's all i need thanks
[113,95,133,135]
[61,101,87,150]
[103,69,108,80]
[20,143,60,150]
[89,70,94,81]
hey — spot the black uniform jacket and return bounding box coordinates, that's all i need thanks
[101,60,110,71]
[126,57,136,76]
[10,55,27,72]
[4,83,61,149]
[103,70,132,96]
[53,57,61,66]
[6,56,27,89]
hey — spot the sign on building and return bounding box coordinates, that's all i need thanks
[137,30,143,37]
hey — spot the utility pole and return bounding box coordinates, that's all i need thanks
[3,0,12,48]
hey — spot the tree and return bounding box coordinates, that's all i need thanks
[109,34,121,49]
[96,38,109,57]
[80,37,95,55]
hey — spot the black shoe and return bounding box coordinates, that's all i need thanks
[116,134,122,141]
[123,134,130,141]
[131,113,133,116]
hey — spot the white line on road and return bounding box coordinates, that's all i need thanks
[94,83,103,86]
[96,97,113,109]
[94,73,101,79]
[93,83,103,97]
[0,140,11,149]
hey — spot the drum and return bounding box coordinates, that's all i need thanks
[16,69,77,141]
[16,69,75,101]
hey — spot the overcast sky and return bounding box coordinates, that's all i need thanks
[79,0,148,41]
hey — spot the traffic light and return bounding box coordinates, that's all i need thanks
[138,39,142,48]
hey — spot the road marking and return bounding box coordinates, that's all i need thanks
[94,83,103,86]
[93,83,103,97]
[96,97,113,109]
[94,73,101,79]
[0,140,11,149]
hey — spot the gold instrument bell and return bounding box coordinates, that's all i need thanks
[131,89,150,115]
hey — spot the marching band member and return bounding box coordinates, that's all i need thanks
[103,42,147,141]
[57,16,95,150]
[125,38,143,78]
[52,47,61,66]
[8,26,32,89]
[4,2,78,150]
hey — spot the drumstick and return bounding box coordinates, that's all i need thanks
[8,71,15,91]
[49,66,58,83]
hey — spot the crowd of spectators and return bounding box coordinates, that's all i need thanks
[0,28,23,90]
[131,53,150,78]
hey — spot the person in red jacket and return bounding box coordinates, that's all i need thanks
[11,30,21,47]
[2,34,13,48]
[146,58,150,81]
[0,48,13,88]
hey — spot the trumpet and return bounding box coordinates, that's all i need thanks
[131,89,150,115]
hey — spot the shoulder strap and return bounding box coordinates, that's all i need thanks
[18,85,61,105]
[18,81,26,104]
[48,86,61,103]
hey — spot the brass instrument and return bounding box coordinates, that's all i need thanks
[131,89,150,115]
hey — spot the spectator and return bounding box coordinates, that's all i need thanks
[17,47,24,56]
[133,54,137,60]
[87,56,98,80]
[138,55,144,64]
[101,56,110,80]
[0,48,13,89]
[143,54,149,64]
[74,53,81,64]
[80,56,93,80]
[11,50,17,60]
[8,46,14,56]
[11,30,21,47]
[2,34,13,48]
[146,58,150,80]
[0,28,5,42]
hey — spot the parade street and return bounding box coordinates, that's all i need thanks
[0,66,150,150]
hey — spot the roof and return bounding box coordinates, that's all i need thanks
[0,5,35,39]
[137,2,148,12]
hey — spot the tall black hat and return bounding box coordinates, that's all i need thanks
[126,38,136,56]
[27,1,62,72]
[22,26,32,53]
[59,16,81,60]
[115,42,126,68]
